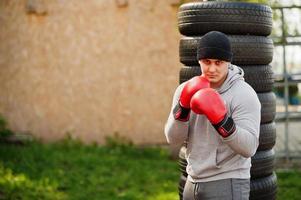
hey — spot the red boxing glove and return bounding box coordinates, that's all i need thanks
[190,88,236,137]
[180,76,210,108]
[173,76,210,121]
[190,88,226,123]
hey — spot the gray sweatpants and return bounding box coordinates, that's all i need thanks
[183,178,250,200]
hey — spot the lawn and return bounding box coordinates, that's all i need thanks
[0,138,300,200]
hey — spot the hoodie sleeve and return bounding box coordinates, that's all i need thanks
[222,84,261,158]
[164,83,189,145]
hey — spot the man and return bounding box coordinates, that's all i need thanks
[164,31,261,200]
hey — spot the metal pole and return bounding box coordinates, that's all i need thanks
[280,8,290,161]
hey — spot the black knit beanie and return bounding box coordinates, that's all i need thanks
[197,31,233,62]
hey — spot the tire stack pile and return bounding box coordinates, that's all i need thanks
[176,2,277,200]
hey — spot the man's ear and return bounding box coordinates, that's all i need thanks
[199,62,204,75]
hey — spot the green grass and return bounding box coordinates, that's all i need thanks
[0,139,179,200]
[277,169,301,200]
[0,138,300,200]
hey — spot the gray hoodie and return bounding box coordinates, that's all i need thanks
[164,64,261,182]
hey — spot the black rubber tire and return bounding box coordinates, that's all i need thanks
[178,146,188,177]
[257,92,276,124]
[178,174,186,200]
[258,122,276,151]
[178,2,273,36]
[179,65,274,93]
[250,173,277,200]
[179,160,188,177]
[240,65,274,93]
[179,36,274,66]
[179,66,201,84]
[251,149,275,179]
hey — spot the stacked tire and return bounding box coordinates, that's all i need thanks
[176,2,277,200]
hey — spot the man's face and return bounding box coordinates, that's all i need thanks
[199,59,229,88]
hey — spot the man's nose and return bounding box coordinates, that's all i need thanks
[208,65,216,72]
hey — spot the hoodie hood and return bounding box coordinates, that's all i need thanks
[217,64,244,94]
